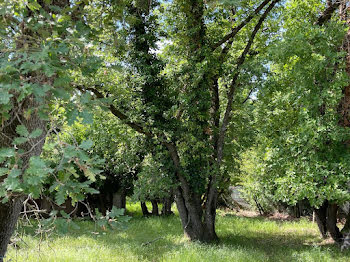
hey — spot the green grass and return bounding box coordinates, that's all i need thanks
[5,203,350,262]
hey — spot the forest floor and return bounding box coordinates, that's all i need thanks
[5,203,350,262]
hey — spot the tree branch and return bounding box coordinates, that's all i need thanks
[212,0,272,51]
[242,88,255,104]
[315,0,341,26]
[217,0,281,164]
[75,86,152,137]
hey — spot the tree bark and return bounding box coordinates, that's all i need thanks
[151,200,159,216]
[326,203,343,242]
[341,212,350,234]
[0,95,47,258]
[161,195,173,216]
[140,202,150,216]
[112,189,126,210]
[314,201,343,242]
[0,197,24,262]
[174,187,218,242]
[314,202,329,239]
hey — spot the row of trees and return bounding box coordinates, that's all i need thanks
[240,0,350,244]
[0,0,349,260]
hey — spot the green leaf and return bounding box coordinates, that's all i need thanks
[0,148,15,158]
[79,140,93,150]
[5,169,22,191]
[0,90,13,104]
[27,1,42,11]
[52,87,71,100]
[67,109,79,125]
[13,137,29,145]
[60,210,70,219]
[33,84,51,97]
[55,191,66,206]
[80,110,93,124]
[16,125,29,137]
[0,168,9,176]
[109,206,125,217]
[29,128,43,139]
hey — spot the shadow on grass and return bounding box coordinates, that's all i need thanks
[15,213,350,262]
[217,213,350,261]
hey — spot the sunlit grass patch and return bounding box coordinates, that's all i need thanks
[6,205,350,262]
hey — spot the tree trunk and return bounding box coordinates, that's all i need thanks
[314,201,329,239]
[151,200,159,216]
[165,142,218,242]
[326,203,343,242]
[294,202,301,218]
[0,96,47,258]
[98,194,107,215]
[161,195,173,216]
[140,201,150,216]
[174,187,218,242]
[112,189,126,210]
[314,201,343,242]
[341,212,350,234]
[0,197,24,262]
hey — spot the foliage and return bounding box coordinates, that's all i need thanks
[133,153,176,202]
[95,206,131,230]
[0,0,104,203]
[243,0,350,208]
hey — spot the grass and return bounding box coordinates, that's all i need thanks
[5,203,350,262]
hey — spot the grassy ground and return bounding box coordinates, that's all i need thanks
[5,203,350,262]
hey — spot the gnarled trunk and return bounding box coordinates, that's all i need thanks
[327,203,343,242]
[0,197,24,262]
[0,95,47,259]
[314,201,343,242]
[314,202,329,239]
[175,186,218,242]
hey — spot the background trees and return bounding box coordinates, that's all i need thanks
[1,0,350,259]
[240,0,350,243]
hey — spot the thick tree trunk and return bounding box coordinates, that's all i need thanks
[327,203,343,242]
[161,195,173,216]
[140,201,150,216]
[314,201,343,242]
[165,142,218,242]
[113,189,126,210]
[0,197,24,262]
[151,200,159,216]
[314,202,329,239]
[0,97,47,258]
[341,212,350,234]
[174,187,218,242]
[0,0,72,259]
[98,194,107,215]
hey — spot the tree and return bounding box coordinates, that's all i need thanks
[77,0,282,242]
[244,0,350,243]
[133,152,176,216]
[70,111,146,213]
[0,1,102,259]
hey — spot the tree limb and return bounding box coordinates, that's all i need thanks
[242,88,255,104]
[315,0,341,26]
[75,86,152,137]
[212,0,273,51]
[217,0,281,164]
